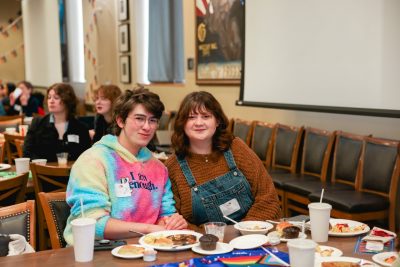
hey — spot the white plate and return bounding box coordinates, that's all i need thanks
[372,251,399,267]
[234,221,274,235]
[280,232,307,242]
[138,230,202,251]
[315,245,343,257]
[229,234,268,249]
[0,164,11,171]
[111,244,145,259]
[315,256,378,267]
[192,242,234,255]
[328,219,370,237]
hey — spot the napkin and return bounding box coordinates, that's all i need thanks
[7,234,35,256]
[361,227,396,244]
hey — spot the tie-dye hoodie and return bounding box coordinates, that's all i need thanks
[63,134,176,245]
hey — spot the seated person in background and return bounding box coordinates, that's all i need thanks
[165,91,281,229]
[2,82,16,115]
[23,83,91,162]
[92,84,122,143]
[8,81,39,116]
[63,87,187,245]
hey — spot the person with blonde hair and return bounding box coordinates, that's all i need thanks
[92,84,122,143]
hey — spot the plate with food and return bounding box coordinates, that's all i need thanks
[315,256,378,266]
[138,230,202,251]
[271,221,307,242]
[234,220,274,235]
[0,163,11,171]
[371,251,398,266]
[192,242,234,255]
[328,219,370,237]
[111,244,146,259]
[315,245,343,257]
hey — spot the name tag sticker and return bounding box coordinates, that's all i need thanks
[219,198,241,217]
[114,181,131,197]
[67,134,80,143]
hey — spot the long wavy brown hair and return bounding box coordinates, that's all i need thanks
[172,91,233,158]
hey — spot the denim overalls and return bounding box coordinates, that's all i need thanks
[178,150,254,225]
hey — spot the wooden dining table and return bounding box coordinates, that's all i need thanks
[0,226,391,266]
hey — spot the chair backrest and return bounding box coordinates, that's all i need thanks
[0,115,24,132]
[250,121,275,168]
[30,163,71,195]
[0,200,36,249]
[0,172,29,207]
[300,127,335,181]
[358,137,399,196]
[331,131,365,186]
[3,133,25,164]
[232,118,253,146]
[38,192,69,249]
[271,123,304,173]
[158,111,176,130]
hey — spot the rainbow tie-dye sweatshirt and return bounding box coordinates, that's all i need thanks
[63,135,176,245]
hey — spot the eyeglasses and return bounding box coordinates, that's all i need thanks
[129,114,159,128]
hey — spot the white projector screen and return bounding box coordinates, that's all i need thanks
[240,0,400,117]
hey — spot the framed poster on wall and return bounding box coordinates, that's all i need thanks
[195,0,243,85]
[118,0,129,21]
[118,24,130,52]
[120,55,131,83]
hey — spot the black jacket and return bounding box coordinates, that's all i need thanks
[92,114,112,143]
[23,114,91,162]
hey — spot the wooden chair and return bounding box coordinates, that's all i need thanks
[232,118,254,146]
[250,121,275,168]
[0,172,29,207]
[269,123,304,211]
[0,200,36,249]
[3,133,25,164]
[38,192,70,249]
[283,127,336,215]
[30,163,71,250]
[310,136,399,231]
[0,115,24,133]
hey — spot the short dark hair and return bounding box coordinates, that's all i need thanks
[171,91,233,158]
[17,81,33,91]
[111,87,165,136]
[46,83,78,119]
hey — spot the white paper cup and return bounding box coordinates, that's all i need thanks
[14,158,30,174]
[71,217,96,262]
[204,222,227,242]
[308,202,332,242]
[32,159,47,165]
[287,239,317,267]
[18,124,29,136]
[56,152,68,166]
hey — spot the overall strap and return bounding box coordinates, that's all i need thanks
[177,158,197,188]
[223,149,238,171]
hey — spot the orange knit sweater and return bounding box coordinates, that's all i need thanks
[165,138,281,227]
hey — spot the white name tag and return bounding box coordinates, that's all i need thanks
[114,180,131,197]
[219,198,241,217]
[67,134,80,143]
[14,104,22,112]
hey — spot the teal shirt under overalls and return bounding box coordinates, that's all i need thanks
[178,149,254,225]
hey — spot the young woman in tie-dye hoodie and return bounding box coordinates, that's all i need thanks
[64,88,187,245]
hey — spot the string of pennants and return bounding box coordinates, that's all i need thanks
[0,13,24,65]
[0,43,24,65]
[0,15,22,38]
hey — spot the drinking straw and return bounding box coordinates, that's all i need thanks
[80,197,85,218]
[319,188,325,203]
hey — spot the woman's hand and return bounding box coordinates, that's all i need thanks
[162,213,188,230]
[19,93,29,106]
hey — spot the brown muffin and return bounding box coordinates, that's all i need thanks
[282,226,300,239]
[199,234,219,251]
